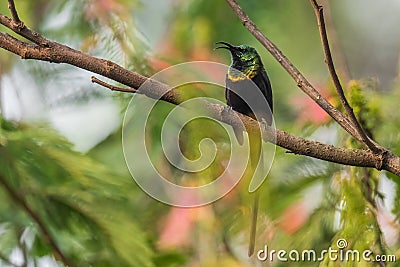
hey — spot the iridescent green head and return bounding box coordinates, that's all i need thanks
[215,42,263,80]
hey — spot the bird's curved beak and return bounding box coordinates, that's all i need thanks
[214,41,236,51]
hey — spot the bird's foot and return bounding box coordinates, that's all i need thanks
[222,105,233,116]
[260,118,269,142]
[222,105,244,145]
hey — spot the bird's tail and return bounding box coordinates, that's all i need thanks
[248,131,264,257]
[248,190,260,257]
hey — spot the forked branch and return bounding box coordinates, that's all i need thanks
[310,0,380,153]
[0,2,399,177]
[224,0,393,169]
[224,0,360,141]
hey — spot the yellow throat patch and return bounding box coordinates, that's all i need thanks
[228,68,257,82]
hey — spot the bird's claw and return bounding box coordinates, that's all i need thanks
[260,118,269,142]
[222,105,233,116]
[222,105,244,145]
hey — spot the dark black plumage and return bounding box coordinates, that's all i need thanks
[225,67,273,125]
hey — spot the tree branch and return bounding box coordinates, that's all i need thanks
[0,11,399,176]
[224,0,364,143]
[223,0,399,171]
[309,0,380,153]
[0,174,75,267]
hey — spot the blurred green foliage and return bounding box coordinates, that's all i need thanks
[0,116,154,266]
[1,0,400,266]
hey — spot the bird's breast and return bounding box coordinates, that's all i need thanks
[228,66,258,82]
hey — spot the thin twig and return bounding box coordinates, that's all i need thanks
[224,0,362,142]
[91,76,138,93]
[0,174,75,267]
[310,0,380,153]
[7,0,21,24]
[1,11,49,46]
[322,0,352,83]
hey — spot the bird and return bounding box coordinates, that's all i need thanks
[215,41,273,257]
[215,41,273,126]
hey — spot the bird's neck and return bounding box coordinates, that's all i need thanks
[228,61,262,82]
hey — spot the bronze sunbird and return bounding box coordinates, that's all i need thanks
[216,41,273,257]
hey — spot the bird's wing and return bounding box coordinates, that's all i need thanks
[225,73,231,105]
[259,68,273,113]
